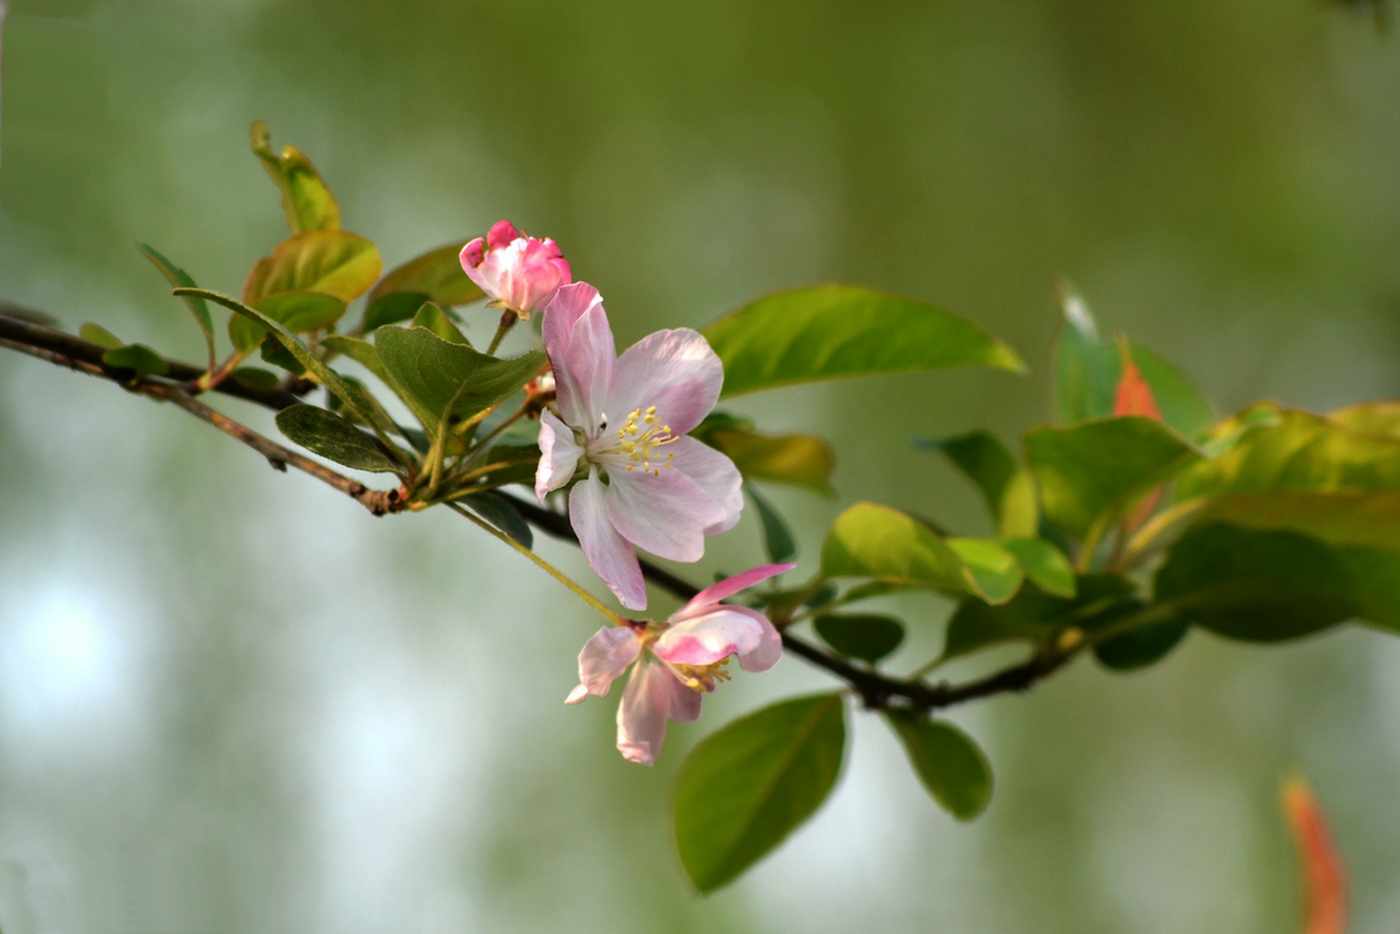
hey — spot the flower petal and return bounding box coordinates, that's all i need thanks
[567,625,642,702]
[655,606,780,671]
[604,467,727,563]
[536,410,582,500]
[609,328,723,436]
[680,563,796,613]
[543,284,614,430]
[616,658,681,765]
[667,436,744,536]
[570,471,648,610]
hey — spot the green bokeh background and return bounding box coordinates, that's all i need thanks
[2,1,1399,931]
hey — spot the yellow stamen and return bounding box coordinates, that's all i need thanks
[614,406,679,476]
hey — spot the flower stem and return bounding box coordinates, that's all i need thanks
[445,501,623,626]
[486,309,518,356]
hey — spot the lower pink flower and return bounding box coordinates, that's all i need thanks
[565,563,794,765]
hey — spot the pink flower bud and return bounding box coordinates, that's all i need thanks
[459,220,572,319]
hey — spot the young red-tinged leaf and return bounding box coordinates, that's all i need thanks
[243,231,382,306]
[883,710,992,820]
[674,693,846,893]
[703,285,1023,398]
[1281,775,1347,934]
[368,242,486,308]
[250,122,341,234]
[1113,339,1165,532]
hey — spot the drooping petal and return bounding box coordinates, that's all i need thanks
[536,410,582,500]
[655,605,780,671]
[604,467,727,563]
[570,471,648,610]
[542,284,614,430]
[665,436,744,536]
[566,625,642,703]
[680,563,796,614]
[609,328,724,436]
[616,658,679,766]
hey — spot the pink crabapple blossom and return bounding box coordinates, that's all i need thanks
[535,281,743,610]
[566,563,795,765]
[459,219,571,318]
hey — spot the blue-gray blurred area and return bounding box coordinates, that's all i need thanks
[1,0,1399,930]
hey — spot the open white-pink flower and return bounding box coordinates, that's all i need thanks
[566,563,794,766]
[459,219,571,318]
[536,281,743,610]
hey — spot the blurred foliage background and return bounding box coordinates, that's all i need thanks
[2,0,1399,931]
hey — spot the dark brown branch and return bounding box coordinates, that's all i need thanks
[0,307,304,409]
[3,308,1078,710]
[1,316,406,516]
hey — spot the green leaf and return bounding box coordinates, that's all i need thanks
[243,231,382,306]
[250,121,341,234]
[1024,416,1201,539]
[703,285,1024,398]
[175,289,383,442]
[230,367,282,391]
[139,244,215,362]
[1133,346,1215,441]
[368,242,485,307]
[101,343,168,378]
[813,613,904,663]
[459,493,533,548]
[374,325,545,432]
[1155,523,1359,642]
[916,431,1037,538]
[947,537,1023,605]
[275,404,403,473]
[1176,407,1400,502]
[361,291,431,332]
[231,291,347,354]
[411,301,471,346]
[1191,490,1400,553]
[1093,615,1191,671]
[79,322,121,348]
[706,427,835,493]
[942,573,1134,660]
[1328,400,1400,438]
[746,484,797,564]
[821,502,988,600]
[883,710,992,820]
[1000,537,1076,598]
[674,693,845,893]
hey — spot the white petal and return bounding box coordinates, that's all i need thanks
[667,436,744,536]
[604,467,726,564]
[570,472,648,610]
[609,328,723,436]
[568,625,642,701]
[535,410,582,501]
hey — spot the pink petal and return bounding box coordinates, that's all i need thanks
[666,436,744,536]
[616,659,672,765]
[609,328,723,436]
[681,563,795,612]
[616,659,700,765]
[604,467,727,563]
[567,625,642,702]
[460,237,485,270]
[570,471,647,610]
[536,410,582,501]
[655,606,781,672]
[486,219,519,250]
